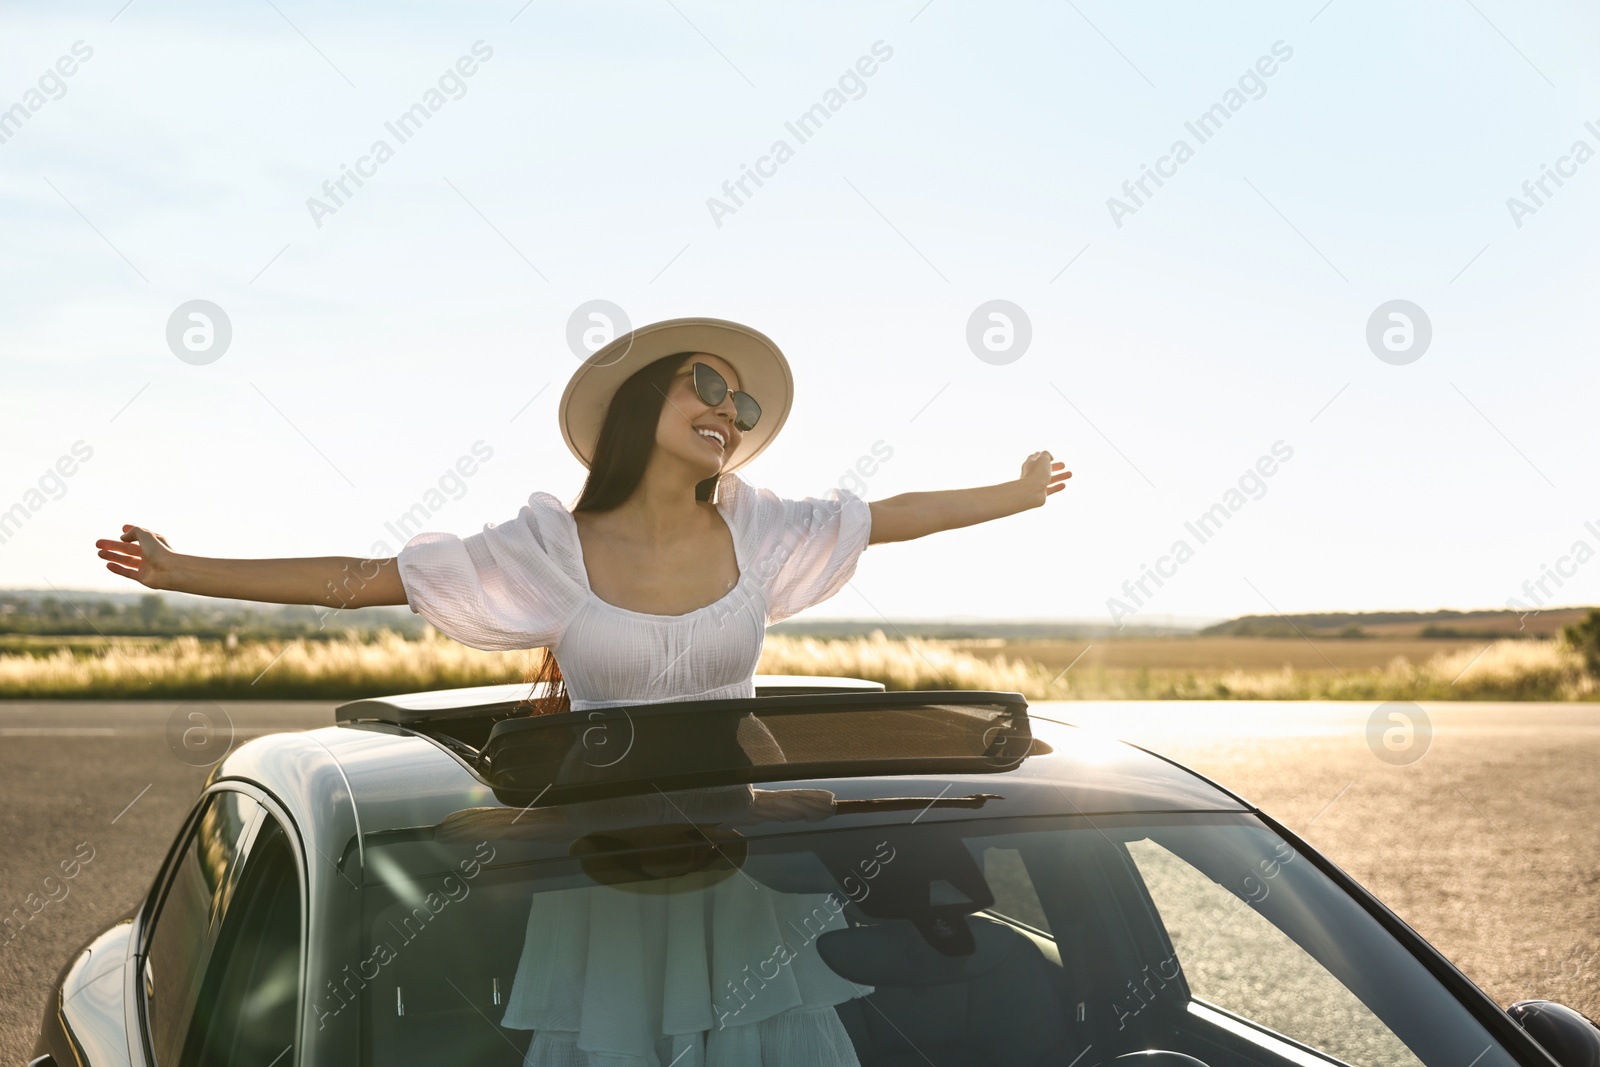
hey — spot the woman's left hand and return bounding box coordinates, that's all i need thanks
[1019,450,1072,508]
[865,452,1072,544]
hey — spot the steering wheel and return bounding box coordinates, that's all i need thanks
[1085,1052,1212,1067]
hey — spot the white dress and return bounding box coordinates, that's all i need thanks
[395,470,875,1067]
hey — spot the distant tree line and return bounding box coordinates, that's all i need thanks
[1201,609,1573,640]
[1565,609,1600,678]
[0,592,424,640]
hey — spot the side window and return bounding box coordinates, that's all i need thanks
[144,791,261,1067]
[179,814,303,1066]
[1126,838,1423,1067]
[974,842,1053,935]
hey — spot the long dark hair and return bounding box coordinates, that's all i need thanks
[517,351,723,716]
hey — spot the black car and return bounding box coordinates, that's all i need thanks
[32,677,1600,1067]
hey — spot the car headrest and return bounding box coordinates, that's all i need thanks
[812,835,994,954]
[816,916,1032,985]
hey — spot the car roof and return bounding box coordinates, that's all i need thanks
[210,679,1253,842]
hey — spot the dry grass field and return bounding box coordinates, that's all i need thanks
[973,636,1491,671]
[758,632,1596,701]
[0,633,167,652]
[0,629,1594,701]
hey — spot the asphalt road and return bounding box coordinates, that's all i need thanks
[2,700,1596,1062]
[0,702,334,1062]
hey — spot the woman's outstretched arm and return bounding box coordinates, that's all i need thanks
[867,450,1070,545]
[93,524,409,609]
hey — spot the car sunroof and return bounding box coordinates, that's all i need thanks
[477,690,1032,807]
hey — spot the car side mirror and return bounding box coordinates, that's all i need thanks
[1508,1000,1600,1067]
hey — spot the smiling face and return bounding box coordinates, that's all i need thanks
[654,352,745,475]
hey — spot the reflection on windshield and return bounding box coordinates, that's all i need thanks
[346,796,1521,1067]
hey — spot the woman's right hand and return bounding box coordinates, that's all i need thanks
[89,533,403,607]
[95,525,178,590]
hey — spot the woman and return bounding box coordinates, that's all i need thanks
[93,316,1071,1065]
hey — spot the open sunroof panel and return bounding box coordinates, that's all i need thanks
[479,690,1032,806]
[334,675,889,727]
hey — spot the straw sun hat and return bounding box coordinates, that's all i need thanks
[557,316,794,476]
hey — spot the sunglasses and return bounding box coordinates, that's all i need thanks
[681,361,760,432]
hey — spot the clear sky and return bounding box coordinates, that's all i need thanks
[3,0,1597,625]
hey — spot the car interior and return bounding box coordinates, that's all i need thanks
[358,812,1452,1067]
[176,818,302,1066]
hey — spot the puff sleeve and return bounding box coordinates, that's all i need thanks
[395,494,586,651]
[739,478,874,626]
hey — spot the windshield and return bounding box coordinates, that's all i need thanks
[337,795,1524,1067]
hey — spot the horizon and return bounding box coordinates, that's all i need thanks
[7,585,1596,634]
